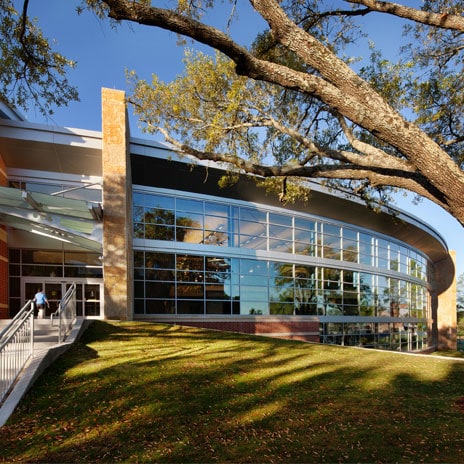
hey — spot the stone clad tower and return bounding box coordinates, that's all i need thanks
[101,88,133,320]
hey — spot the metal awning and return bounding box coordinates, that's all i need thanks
[0,186,103,251]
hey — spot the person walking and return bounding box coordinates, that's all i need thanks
[33,288,49,318]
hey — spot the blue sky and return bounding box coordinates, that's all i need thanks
[26,0,463,276]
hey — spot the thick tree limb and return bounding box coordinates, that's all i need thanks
[346,0,464,31]
[151,123,445,208]
[102,0,464,224]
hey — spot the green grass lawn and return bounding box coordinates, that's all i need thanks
[1,321,464,463]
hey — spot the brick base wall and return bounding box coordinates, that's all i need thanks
[144,317,321,343]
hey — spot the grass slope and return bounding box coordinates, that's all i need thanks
[1,321,464,463]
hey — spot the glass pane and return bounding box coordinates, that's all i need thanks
[240,285,268,301]
[269,286,294,302]
[206,282,231,299]
[64,267,102,278]
[323,225,341,260]
[9,249,20,263]
[269,224,292,240]
[268,239,292,253]
[203,221,228,246]
[240,260,268,276]
[23,250,62,264]
[269,213,292,226]
[270,302,294,315]
[146,252,175,270]
[146,299,175,314]
[177,270,204,283]
[177,255,204,271]
[146,282,174,299]
[177,283,204,299]
[205,202,229,217]
[177,227,203,244]
[239,234,267,250]
[84,284,100,316]
[176,198,203,213]
[133,192,145,206]
[294,218,315,232]
[65,252,101,266]
[206,301,231,314]
[45,283,62,316]
[22,265,63,277]
[270,262,293,278]
[177,300,204,314]
[240,301,268,315]
[342,237,358,262]
[240,220,266,236]
[145,194,175,209]
[145,269,175,281]
[146,224,175,240]
[240,208,266,223]
[133,251,143,268]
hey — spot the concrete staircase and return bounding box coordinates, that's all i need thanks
[0,318,60,354]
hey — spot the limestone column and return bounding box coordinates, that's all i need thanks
[101,88,133,320]
[435,251,457,350]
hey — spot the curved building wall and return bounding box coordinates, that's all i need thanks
[130,150,445,351]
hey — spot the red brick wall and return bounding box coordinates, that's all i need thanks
[0,154,8,318]
[169,319,320,343]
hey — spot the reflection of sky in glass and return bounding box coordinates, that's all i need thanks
[133,191,431,281]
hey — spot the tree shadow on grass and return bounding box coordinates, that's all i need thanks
[1,321,464,463]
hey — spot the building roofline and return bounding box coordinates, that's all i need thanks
[129,136,449,255]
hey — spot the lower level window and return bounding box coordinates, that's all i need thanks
[133,251,429,320]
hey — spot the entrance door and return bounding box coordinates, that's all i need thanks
[24,280,103,318]
[25,281,62,317]
[74,283,101,317]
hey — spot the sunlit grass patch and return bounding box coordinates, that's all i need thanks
[1,320,464,463]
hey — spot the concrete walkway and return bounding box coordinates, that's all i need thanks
[0,317,90,427]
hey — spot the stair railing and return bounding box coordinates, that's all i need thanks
[0,301,34,404]
[51,283,77,343]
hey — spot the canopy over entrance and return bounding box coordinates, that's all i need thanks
[0,186,102,252]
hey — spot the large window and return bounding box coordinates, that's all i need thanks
[133,191,430,281]
[133,251,429,321]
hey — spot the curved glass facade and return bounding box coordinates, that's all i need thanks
[133,189,431,350]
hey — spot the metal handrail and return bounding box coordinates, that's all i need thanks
[0,301,34,404]
[51,283,77,343]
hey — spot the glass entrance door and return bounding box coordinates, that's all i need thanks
[74,283,101,317]
[25,281,62,317]
[24,280,103,318]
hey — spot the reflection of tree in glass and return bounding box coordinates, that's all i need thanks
[135,205,202,242]
[410,259,423,279]
[383,278,400,317]
[270,263,319,315]
[294,266,318,315]
[322,242,342,260]
[205,256,231,280]
[343,245,358,262]
[205,257,232,299]
[359,275,374,316]
[144,252,175,282]
[176,215,200,242]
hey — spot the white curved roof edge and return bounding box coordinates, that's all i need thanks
[0,118,102,148]
[0,100,25,121]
